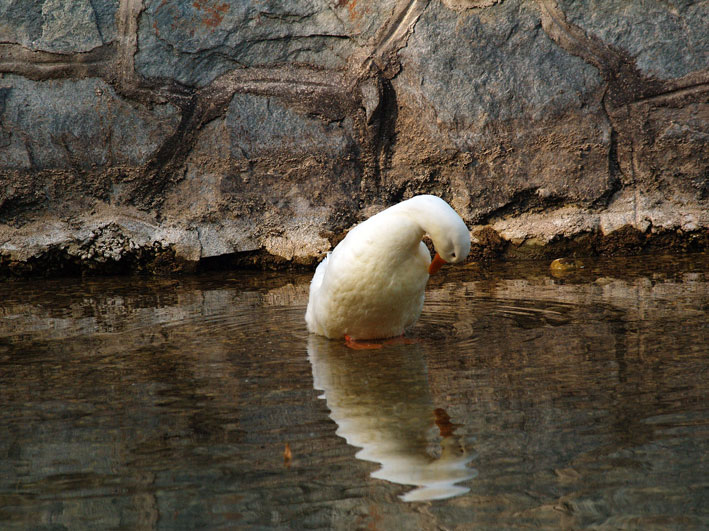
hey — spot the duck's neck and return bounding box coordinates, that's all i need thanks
[391,197,445,247]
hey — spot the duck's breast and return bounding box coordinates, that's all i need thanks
[311,218,430,338]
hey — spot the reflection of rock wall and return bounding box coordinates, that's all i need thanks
[1,1,707,274]
[1,267,707,527]
[418,267,709,528]
[0,275,315,529]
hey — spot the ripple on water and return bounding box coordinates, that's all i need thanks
[0,259,708,529]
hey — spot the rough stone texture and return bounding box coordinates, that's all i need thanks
[0,76,179,170]
[391,0,612,222]
[135,0,396,87]
[0,0,116,53]
[560,0,709,80]
[0,0,707,275]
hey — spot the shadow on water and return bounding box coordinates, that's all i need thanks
[0,255,708,528]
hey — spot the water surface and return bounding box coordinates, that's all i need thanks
[1,256,708,529]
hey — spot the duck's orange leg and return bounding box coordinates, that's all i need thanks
[344,334,420,350]
[344,335,383,350]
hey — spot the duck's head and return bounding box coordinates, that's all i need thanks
[427,220,470,274]
[398,195,470,274]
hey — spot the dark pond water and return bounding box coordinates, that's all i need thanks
[1,255,708,529]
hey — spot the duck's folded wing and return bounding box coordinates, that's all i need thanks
[310,252,330,294]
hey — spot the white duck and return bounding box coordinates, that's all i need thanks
[305,195,470,340]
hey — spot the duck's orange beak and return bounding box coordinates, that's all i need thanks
[428,252,447,275]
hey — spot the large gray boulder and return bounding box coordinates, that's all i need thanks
[1,0,707,275]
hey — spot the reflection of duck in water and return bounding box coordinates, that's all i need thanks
[308,336,476,501]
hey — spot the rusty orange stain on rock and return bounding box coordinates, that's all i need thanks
[336,0,360,20]
[192,0,229,28]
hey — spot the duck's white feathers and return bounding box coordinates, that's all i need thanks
[305,195,469,340]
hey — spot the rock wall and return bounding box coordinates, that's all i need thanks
[1,0,707,274]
